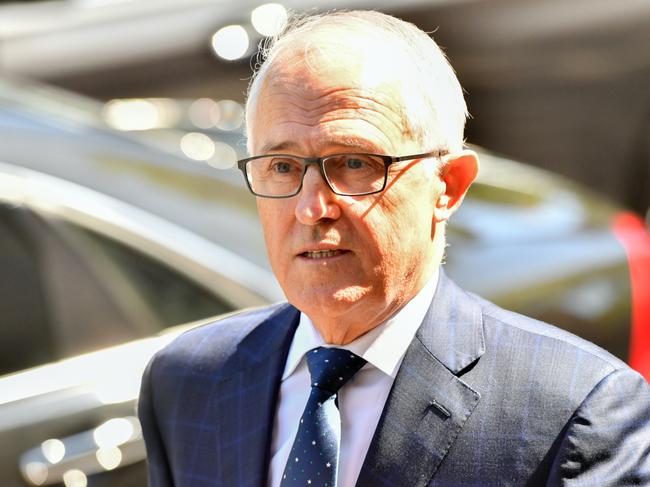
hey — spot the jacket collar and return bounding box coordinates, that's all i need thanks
[417,269,486,374]
[211,303,300,486]
[356,271,485,486]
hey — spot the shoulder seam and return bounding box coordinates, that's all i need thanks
[481,307,625,371]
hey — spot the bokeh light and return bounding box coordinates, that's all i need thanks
[103,98,179,131]
[23,462,48,486]
[93,417,136,448]
[62,469,87,487]
[96,447,123,471]
[188,98,221,129]
[181,132,216,161]
[207,142,238,169]
[211,25,249,61]
[41,439,65,464]
[214,99,244,131]
[251,3,288,37]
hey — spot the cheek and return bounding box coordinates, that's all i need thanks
[370,191,436,260]
[360,208,413,268]
[257,201,291,257]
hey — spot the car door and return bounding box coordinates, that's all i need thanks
[0,163,279,486]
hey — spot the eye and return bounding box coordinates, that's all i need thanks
[346,157,366,169]
[272,161,292,173]
[339,154,382,172]
[268,157,300,174]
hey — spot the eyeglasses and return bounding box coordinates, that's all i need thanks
[237,151,447,198]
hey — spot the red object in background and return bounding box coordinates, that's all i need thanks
[612,212,650,382]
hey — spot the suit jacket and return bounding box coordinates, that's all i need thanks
[138,272,650,486]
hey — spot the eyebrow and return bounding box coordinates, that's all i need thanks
[260,141,295,153]
[259,137,386,155]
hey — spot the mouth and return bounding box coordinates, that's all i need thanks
[299,249,349,260]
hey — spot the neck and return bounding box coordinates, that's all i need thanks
[307,229,446,345]
[310,266,440,345]
[315,319,379,345]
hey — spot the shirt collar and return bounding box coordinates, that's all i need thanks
[282,270,439,380]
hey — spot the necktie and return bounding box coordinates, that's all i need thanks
[280,347,367,487]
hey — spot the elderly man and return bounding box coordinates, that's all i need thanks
[139,10,650,486]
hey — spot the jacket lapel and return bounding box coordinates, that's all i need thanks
[357,273,484,486]
[213,304,300,486]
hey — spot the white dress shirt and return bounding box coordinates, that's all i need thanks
[268,272,439,487]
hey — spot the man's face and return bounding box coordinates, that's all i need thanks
[248,50,447,340]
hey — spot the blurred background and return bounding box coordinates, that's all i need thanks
[1,0,649,218]
[0,1,649,486]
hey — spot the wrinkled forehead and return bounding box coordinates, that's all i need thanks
[248,32,416,147]
[263,29,413,96]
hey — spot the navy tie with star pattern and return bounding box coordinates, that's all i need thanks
[280,347,367,487]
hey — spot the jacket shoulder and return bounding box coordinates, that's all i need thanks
[476,294,628,373]
[464,291,641,416]
[148,302,294,379]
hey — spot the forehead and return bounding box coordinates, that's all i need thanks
[249,43,414,155]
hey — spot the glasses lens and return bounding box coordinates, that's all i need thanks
[246,156,304,197]
[323,154,386,195]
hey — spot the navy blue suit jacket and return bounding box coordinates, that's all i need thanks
[139,272,650,486]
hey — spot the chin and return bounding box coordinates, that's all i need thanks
[288,284,372,315]
[332,285,370,303]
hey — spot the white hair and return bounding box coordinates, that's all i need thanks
[245,10,468,155]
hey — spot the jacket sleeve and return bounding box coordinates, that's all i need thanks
[547,367,650,486]
[138,355,174,487]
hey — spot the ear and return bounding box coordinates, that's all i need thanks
[434,150,479,222]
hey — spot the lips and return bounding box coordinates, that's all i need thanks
[301,249,345,259]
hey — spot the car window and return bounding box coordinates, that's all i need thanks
[0,205,55,375]
[0,202,232,376]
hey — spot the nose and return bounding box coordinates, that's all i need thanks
[294,165,341,225]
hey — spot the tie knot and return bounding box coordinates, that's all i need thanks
[306,347,366,394]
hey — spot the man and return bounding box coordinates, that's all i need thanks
[139,10,650,486]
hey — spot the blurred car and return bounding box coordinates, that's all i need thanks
[0,77,648,486]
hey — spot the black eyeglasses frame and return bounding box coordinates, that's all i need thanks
[236,150,448,199]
